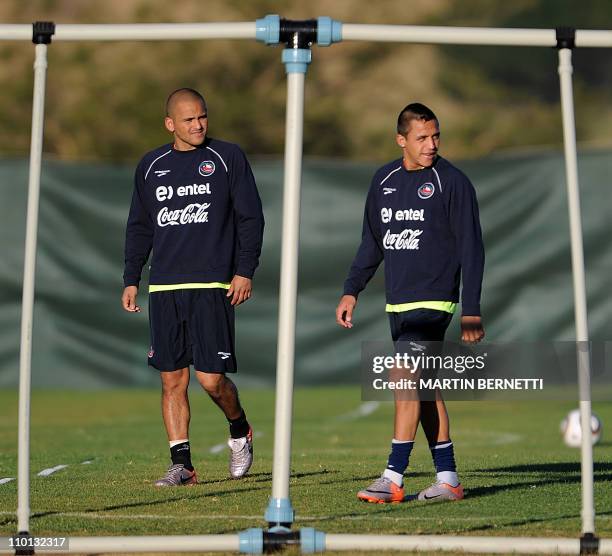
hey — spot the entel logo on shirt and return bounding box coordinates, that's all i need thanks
[418,182,435,199]
[199,160,215,177]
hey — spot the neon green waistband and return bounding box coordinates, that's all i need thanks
[385,301,457,314]
[149,282,231,293]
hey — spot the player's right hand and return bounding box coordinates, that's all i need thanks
[460,315,484,344]
[122,286,141,312]
[336,295,357,329]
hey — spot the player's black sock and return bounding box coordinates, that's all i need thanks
[170,441,194,471]
[228,410,250,439]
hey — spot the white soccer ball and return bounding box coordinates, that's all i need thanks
[560,409,602,448]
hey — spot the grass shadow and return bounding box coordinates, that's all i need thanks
[474,461,612,474]
[0,469,336,527]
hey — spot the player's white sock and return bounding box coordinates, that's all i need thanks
[437,471,459,487]
[169,438,189,448]
[383,468,404,487]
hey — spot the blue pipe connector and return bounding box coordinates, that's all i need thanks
[301,527,326,553]
[282,48,312,74]
[239,527,264,554]
[255,14,280,45]
[265,497,295,526]
[317,17,342,46]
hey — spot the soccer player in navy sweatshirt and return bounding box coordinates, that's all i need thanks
[336,103,485,503]
[122,88,264,486]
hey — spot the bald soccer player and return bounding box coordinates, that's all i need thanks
[122,88,264,486]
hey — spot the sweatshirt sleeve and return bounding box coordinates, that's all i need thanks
[448,173,485,316]
[229,147,265,279]
[123,160,154,288]
[343,182,384,298]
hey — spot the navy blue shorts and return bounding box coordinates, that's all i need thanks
[389,309,454,397]
[389,308,453,353]
[148,289,236,373]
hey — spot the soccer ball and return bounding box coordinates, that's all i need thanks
[560,409,602,448]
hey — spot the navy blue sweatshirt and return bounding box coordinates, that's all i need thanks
[123,137,264,288]
[343,156,484,316]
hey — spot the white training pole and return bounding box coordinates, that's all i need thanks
[0,25,31,40]
[575,29,612,48]
[325,534,586,554]
[341,24,556,45]
[17,42,49,535]
[60,535,240,553]
[0,535,240,554]
[269,70,305,509]
[2,23,612,47]
[557,47,595,535]
[1,534,610,555]
[53,22,255,41]
[341,24,612,48]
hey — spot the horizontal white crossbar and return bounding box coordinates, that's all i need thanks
[0,24,30,40]
[1,22,612,46]
[342,24,612,47]
[0,23,256,41]
[342,24,555,45]
[326,534,612,554]
[0,535,239,553]
[1,534,610,554]
[54,22,255,41]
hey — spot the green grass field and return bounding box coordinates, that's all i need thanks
[0,387,610,554]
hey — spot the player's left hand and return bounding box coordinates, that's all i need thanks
[460,315,485,344]
[227,275,252,306]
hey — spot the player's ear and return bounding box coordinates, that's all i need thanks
[164,116,175,133]
[396,134,407,148]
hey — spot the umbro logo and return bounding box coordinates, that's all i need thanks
[409,342,426,352]
[383,187,396,195]
[154,170,171,177]
[218,351,231,360]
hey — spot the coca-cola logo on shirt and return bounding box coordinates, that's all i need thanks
[383,228,423,250]
[157,203,211,227]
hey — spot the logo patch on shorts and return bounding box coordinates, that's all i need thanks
[417,182,435,199]
[218,351,231,360]
[198,160,215,177]
[148,347,155,358]
[409,342,426,352]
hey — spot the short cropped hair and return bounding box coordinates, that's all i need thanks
[165,88,207,116]
[397,103,438,136]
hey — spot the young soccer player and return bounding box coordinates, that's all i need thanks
[336,103,485,503]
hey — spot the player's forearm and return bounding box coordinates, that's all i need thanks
[123,254,150,287]
[343,249,382,298]
[460,243,485,316]
[235,214,264,279]
[123,230,153,287]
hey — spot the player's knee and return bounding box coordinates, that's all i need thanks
[199,373,224,399]
[203,383,223,400]
[160,369,189,394]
